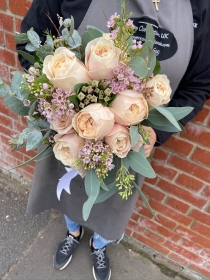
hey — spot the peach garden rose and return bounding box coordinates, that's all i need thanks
[43,47,90,90]
[53,133,86,177]
[85,37,121,80]
[110,90,148,126]
[145,74,171,107]
[72,103,115,140]
[105,124,131,158]
[49,113,74,135]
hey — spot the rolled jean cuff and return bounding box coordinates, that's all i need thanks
[64,215,81,232]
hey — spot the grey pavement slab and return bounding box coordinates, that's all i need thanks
[0,173,183,280]
[0,175,51,279]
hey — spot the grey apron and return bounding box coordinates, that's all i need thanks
[27,0,193,240]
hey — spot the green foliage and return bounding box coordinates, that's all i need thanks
[27,29,41,48]
[94,182,118,204]
[127,150,156,178]
[165,107,194,120]
[83,169,100,220]
[25,43,37,52]
[14,33,28,44]
[46,35,54,48]
[28,100,37,118]
[8,145,51,170]
[147,47,156,78]
[133,181,157,219]
[129,126,139,147]
[128,57,148,78]
[153,105,181,130]
[36,44,53,60]
[26,130,43,151]
[141,119,180,132]
[145,24,155,49]
[82,27,103,54]
[69,94,79,108]
[153,60,161,75]
[0,80,10,97]
[17,50,35,64]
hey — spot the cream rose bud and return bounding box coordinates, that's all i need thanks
[50,114,74,134]
[85,37,121,80]
[43,47,90,90]
[72,103,114,140]
[105,124,131,158]
[53,133,85,175]
[110,90,148,126]
[146,74,171,107]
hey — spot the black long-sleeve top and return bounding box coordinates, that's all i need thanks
[16,0,210,145]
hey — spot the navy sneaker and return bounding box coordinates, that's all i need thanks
[53,226,84,270]
[90,237,111,280]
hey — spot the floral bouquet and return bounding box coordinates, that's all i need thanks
[0,1,192,220]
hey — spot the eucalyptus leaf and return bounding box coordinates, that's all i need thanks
[0,82,10,97]
[8,145,51,170]
[36,45,53,60]
[67,30,81,47]
[133,181,157,219]
[28,118,50,130]
[83,170,100,220]
[94,182,118,204]
[153,59,161,75]
[153,105,181,130]
[26,130,43,151]
[69,16,75,36]
[4,94,29,115]
[139,41,150,59]
[17,50,35,64]
[178,121,186,132]
[148,108,179,127]
[128,151,156,178]
[62,28,70,41]
[122,157,130,169]
[72,51,82,60]
[14,33,28,44]
[28,100,37,118]
[147,47,156,78]
[130,126,139,147]
[82,27,102,53]
[46,35,54,48]
[100,183,109,191]
[84,169,100,197]
[165,107,194,121]
[86,25,103,35]
[25,43,37,52]
[142,118,180,132]
[128,57,148,78]
[11,72,26,98]
[145,24,155,49]
[27,29,41,48]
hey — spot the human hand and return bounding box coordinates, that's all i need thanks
[142,126,157,158]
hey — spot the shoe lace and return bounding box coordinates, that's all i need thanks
[60,235,79,255]
[92,247,106,268]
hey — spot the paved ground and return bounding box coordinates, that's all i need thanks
[0,172,190,280]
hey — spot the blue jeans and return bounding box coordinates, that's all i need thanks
[64,215,115,249]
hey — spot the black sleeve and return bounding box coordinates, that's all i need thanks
[16,0,63,69]
[154,28,210,146]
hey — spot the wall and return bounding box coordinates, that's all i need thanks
[1,1,210,278]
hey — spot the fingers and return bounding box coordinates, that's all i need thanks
[142,126,157,158]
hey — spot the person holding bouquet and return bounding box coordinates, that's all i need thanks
[16,1,210,280]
